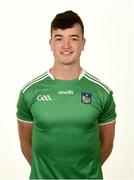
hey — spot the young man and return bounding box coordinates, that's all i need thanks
[17,10,117,179]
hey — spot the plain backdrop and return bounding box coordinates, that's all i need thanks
[0,0,133,179]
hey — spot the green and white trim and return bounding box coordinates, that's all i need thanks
[22,72,48,93]
[17,118,33,123]
[84,71,111,94]
[99,119,116,125]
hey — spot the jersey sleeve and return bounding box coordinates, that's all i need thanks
[98,91,117,125]
[16,90,33,122]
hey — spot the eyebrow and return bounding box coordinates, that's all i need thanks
[54,35,62,38]
[70,35,80,38]
[53,34,80,38]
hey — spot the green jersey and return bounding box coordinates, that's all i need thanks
[16,69,116,179]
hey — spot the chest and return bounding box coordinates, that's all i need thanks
[30,86,102,131]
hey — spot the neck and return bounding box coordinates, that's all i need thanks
[50,64,82,80]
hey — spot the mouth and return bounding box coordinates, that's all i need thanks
[60,51,73,55]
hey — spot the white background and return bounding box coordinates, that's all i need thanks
[0,0,133,179]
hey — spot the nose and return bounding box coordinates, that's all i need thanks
[62,39,71,49]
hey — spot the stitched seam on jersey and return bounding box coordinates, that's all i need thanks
[84,75,110,94]
[17,118,33,123]
[84,73,111,94]
[23,74,49,93]
[22,72,47,91]
[85,72,111,92]
[99,119,116,125]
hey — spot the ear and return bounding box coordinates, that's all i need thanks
[49,38,53,51]
[82,38,86,50]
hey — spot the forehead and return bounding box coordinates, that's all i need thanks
[51,24,83,37]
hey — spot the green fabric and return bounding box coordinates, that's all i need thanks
[16,70,116,179]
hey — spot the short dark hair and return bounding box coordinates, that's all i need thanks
[51,10,84,36]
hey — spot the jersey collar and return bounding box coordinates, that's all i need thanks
[47,69,85,80]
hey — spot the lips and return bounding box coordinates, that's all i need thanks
[61,51,73,55]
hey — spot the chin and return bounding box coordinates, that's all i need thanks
[60,60,75,65]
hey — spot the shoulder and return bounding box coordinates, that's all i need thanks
[83,70,112,95]
[21,71,49,94]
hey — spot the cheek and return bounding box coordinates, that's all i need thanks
[50,44,58,52]
[53,43,61,50]
[75,44,84,52]
[52,47,60,56]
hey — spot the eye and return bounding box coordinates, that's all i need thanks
[71,37,79,41]
[55,38,62,41]
[54,36,63,41]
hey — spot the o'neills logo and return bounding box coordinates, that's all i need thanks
[58,90,74,95]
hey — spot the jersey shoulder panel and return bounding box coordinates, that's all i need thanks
[22,71,49,94]
[16,71,51,122]
[82,71,117,124]
[83,71,111,94]
[20,71,52,108]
